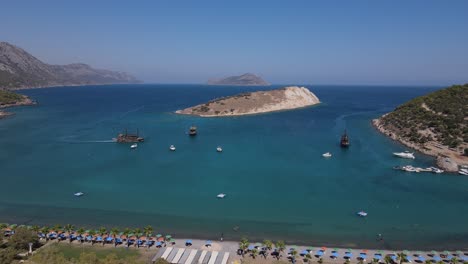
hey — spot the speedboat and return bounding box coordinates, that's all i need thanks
[216,146,223,152]
[74,192,84,197]
[393,151,415,159]
[322,152,332,158]
[430,167,444,174]
[130,143,138,149]
[357,211,368,217]
[217,193,226,199]
[169,145,176,151]
[402,165,418,172]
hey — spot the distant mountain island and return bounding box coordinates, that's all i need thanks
[176,86,320,117]
[207,73,269,86]
[373,84,468,172]
[0,42,140,90]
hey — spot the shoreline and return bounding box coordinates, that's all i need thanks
[175,103,319,117]
[6,82,142,91]
[0,94,36,119]
[372,117,467,172]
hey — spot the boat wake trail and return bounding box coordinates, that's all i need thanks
[58,136,116,144]
[119,105,145,119]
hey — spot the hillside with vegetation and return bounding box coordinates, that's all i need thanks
[0,89,23,105]
[379,84,467,148]
[373,84,468,171]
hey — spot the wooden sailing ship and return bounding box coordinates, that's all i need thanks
[189,126,197,136]
[340,130,350,147]
[116,129,144,143]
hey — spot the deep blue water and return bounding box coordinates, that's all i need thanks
[1,84,467,250]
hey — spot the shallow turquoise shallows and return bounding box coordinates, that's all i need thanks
[1,84,467,250]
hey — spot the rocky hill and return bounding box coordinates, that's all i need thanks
[373,84,468,171]
[207,73,269,86]
[176,86,320,117]
[0,42,139,89]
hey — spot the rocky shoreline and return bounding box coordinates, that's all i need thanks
[372,117,467,172]
[176,86,320,117]
[0,95,36,119]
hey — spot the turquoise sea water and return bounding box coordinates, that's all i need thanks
[1,84,467,250]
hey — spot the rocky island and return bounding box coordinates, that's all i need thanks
[0,41,139,90]
[207,73,269,86]
[373,84,468,172]
[176,86,320,117]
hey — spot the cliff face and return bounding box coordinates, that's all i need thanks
[207,73,269,86]
[0,42,140,89]
[176,86,320,117]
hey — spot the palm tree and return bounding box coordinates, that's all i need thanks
[110,227,119,237]
[397,252,407,264]
[31,225,40,234]
[53,224,62,231]
[64,224,75,243]
[305,254,312,263]
[251,248,258,259]
[239,237,249,257]
[372,258,379,264]
[263,239,273,250]
[99,226,107,235]
[425,260,432,264]
[123,228,131,247]
[384,255,393,264]
[345,259,351,264]
[41,226,50,241]
[77,228,85,243]
[276,240,286,254]
[291,249,298,264]
[0,223,7,229]
[451,257,459,264]
[88,230,96,245]
[358,259,364,264]
[144,225,153,237]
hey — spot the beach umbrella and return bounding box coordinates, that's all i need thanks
[156,241,162,247]
[443,251,450,256]
[165,235,172,239]
[418,256,425,262]
[431,250,438,255]
[362,249,368,253]
[446,255,453,261]
[316,250,324,256]
[321,246,327,250]
[331,251,339,258]
[360,253,367,259]
[406,256,412,263]
[344,252,353,258]
[248,245,255,250]
[433,256,441,262]
[185,239,192,244]
[301,250,309,255]
[403,250,409,255]
[460,256,468,262]
[206,240,212,246]
[156,234,162,238]
[374,254,382,260]
[416,251,423,256]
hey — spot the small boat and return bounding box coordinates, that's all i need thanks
[340,130,350,148]
[459,169,468,176]
[402,165,418,172]
[393,151,415,159]
[169,145,176,151]
[322,152,332,158]
[429,167,444,174]
[217,146,223,152]
[130,143,138,149]
[217,193,226,199]
[74,192,84,197]
[356,211,367,217]
[189,126,197,136]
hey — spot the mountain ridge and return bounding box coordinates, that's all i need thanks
[0,42,140,89]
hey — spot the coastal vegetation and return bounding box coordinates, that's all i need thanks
[379,84,468,149]
[0,89,23,105]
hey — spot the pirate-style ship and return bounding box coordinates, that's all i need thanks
[189,126,197,136]
[116,129,144,143]
[340,130,350,147]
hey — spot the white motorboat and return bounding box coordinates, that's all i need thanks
[217,193,226,199]
[459,169,468,176]
[130,143,138,149]
[217,146,223,152]
[169,145,176,151]
[357,211,368,217]
[402,165,417,172]
[322,152,332,158]
[74,192,84,197]
[393,151,415,159]
[429,167,444,174]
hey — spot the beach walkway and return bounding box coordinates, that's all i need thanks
[152,246,231,264]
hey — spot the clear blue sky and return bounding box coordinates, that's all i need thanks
[2,0,468,85]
